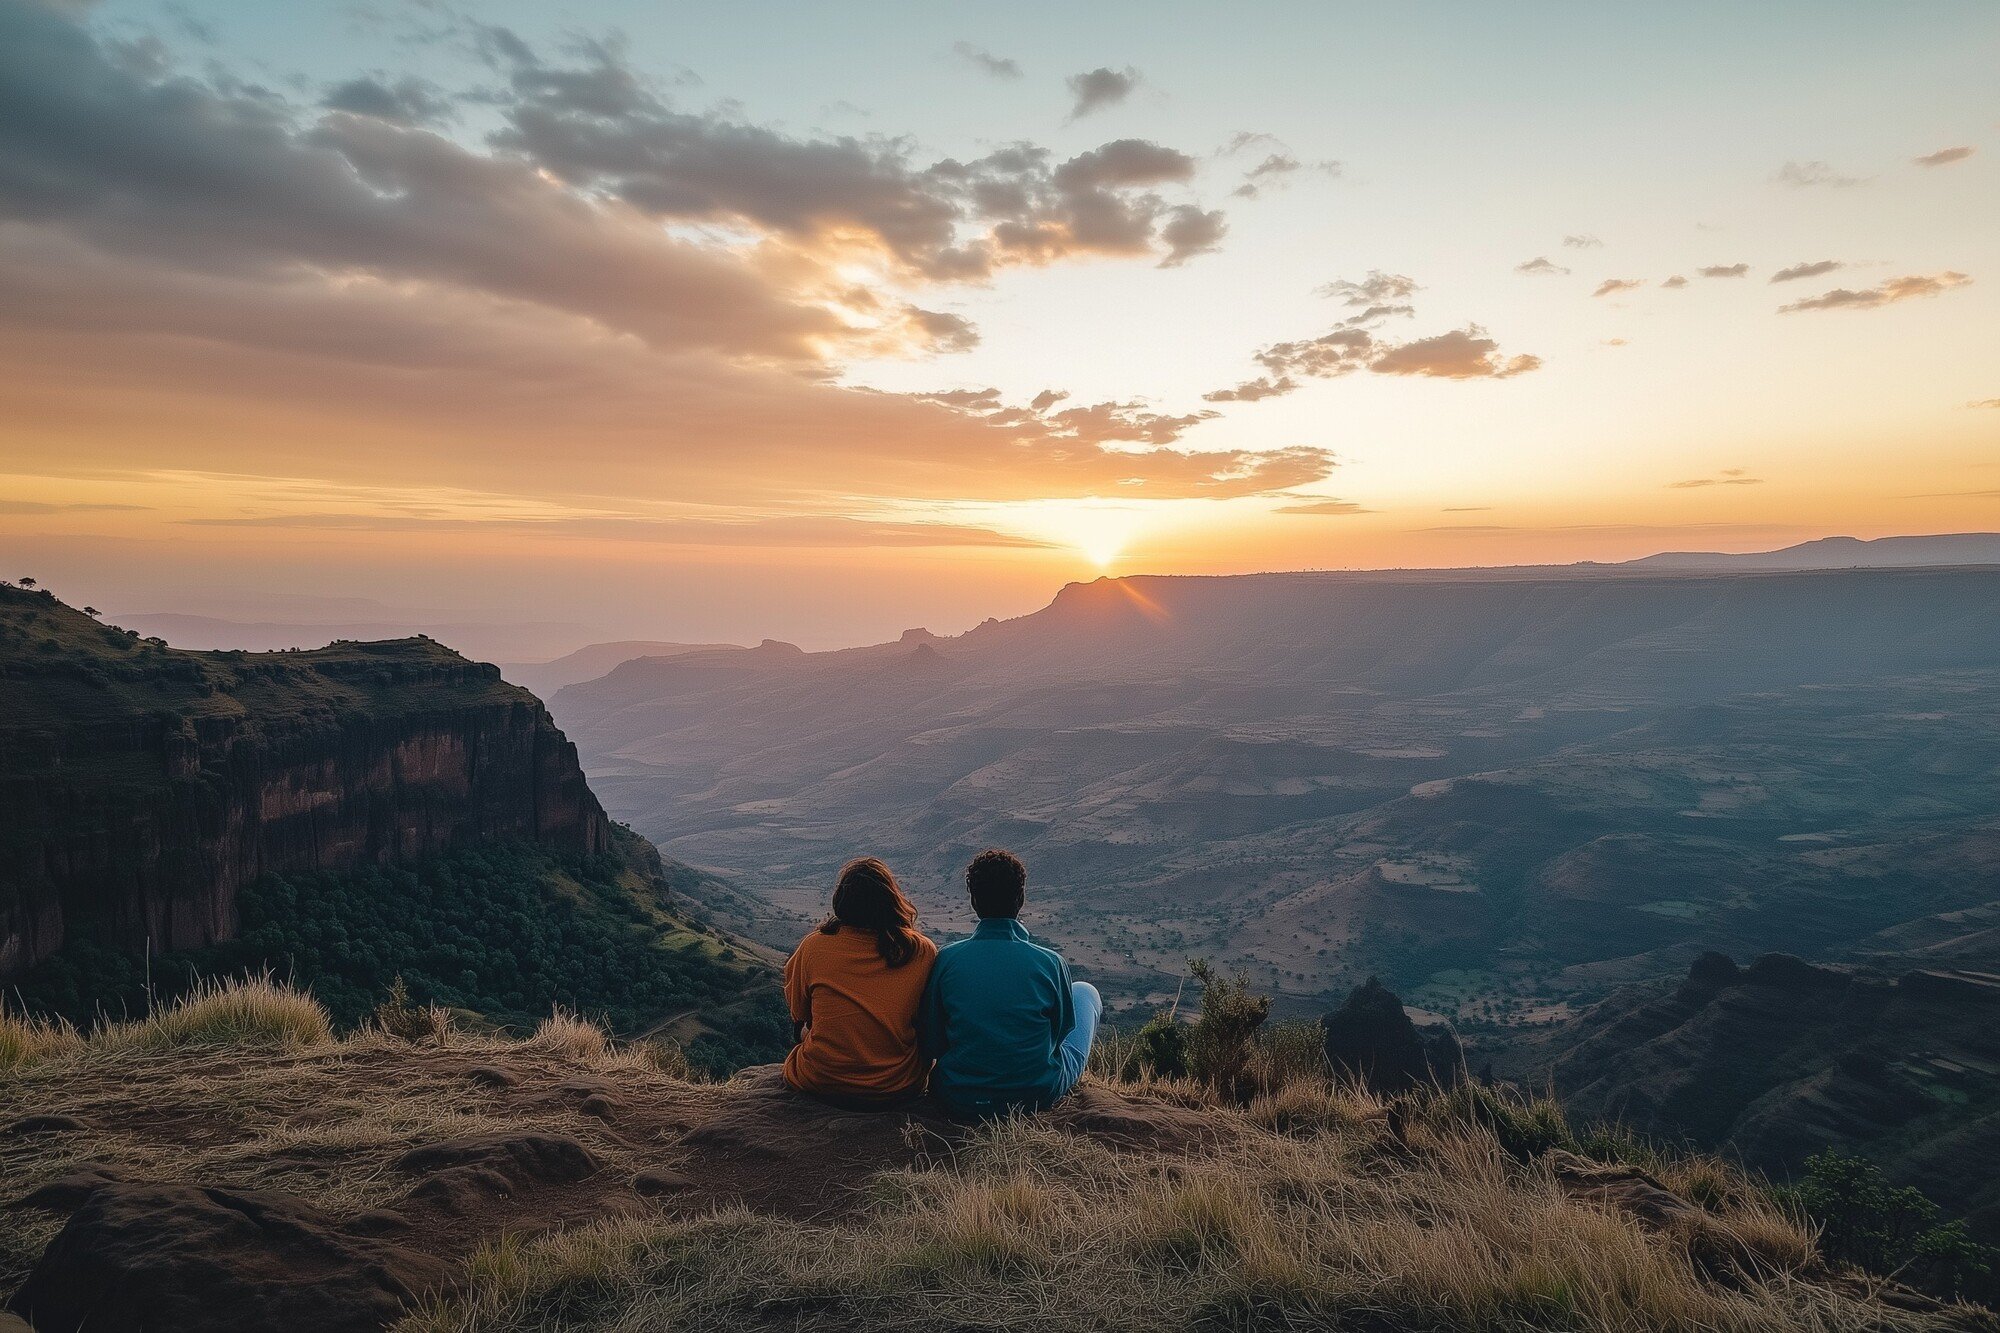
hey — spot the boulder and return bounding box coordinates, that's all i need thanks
[7,1183,449,1333]
[8,1164,133,1213]
[1321,977,1462,1093]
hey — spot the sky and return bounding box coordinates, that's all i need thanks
[1,0,1996,651]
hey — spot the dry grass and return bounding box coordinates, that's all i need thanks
[89,973,335,1053]
[400,1113,1915,1333]
[2,978,1972,1332]
[0,1003,84,1071]
[522,1007,611,1062]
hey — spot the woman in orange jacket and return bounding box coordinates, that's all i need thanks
[782,857,937,1107]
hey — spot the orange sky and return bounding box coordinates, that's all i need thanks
[2,0,1995,650]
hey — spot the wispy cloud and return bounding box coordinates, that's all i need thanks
[1563,234,1602,249]
[1777,271,1972,313]
[1593,278,1644,297]
[952,41,1021,79]
[1669,469,1762,489]
[181,511,1061,549]
[0,500,149,515]
[1275,498,1373,516]
[1770,260,1844,283]
[1661,275,1688,289]
[1914,145,1975,168]
[1515,257,1568,276]
[1696,263,1749,278]
[1773,160,1865,188]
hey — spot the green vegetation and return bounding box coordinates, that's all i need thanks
[1777,1152,1996,1304]
[11,842,790,1075]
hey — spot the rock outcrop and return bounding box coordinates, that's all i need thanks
[1321,976,1465,1093]
[0,587,610,980]
[10,1182,454,1333]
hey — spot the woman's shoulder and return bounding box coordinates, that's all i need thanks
[911,930,939,960]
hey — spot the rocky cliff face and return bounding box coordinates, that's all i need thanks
[1541,951,2000,1237]
[0,587,609,979]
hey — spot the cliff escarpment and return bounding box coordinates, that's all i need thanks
[0,586,609,980]
[1540,951,2000,1238]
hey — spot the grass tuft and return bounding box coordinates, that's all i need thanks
[0,1002,84,1070]
[92,973,333,1052]
[523,1007,611,1062]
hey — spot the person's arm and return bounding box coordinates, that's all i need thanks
[784,941,810,1043]
[919,957,949,1061]
[1052,954,1075,1045]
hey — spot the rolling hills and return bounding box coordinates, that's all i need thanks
[549,566,2000,1024]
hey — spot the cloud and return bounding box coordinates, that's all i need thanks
[1968,398,2000,410]
[1515,257,1568,276]
[952,41,1021,79]
[1696,263,1749,278]
[1914,146,1975,168]
[1660,276,1688,289]
[1773,160,1865,188]
[1158,205,1226,266]
[0,500,148,514]
[1065,66,1139,120]
[1319,271,1420,307]
[1777,271,1972,313]
[322,74,453,126]
[1669,469,1763,489]
[1275,498,1372,516]
[1563,234,1602,249]
[180,510,1059,548]
[1206,312,1539,400]
[1368,329,1541,380]
[0,4,1287,509]
[1229,150,1337,199]
[1441,506,1491,513]
[492,33,1220,280]
[1202,376,1295,403]
[1770,260,1843,283]
[1592,278,1644,297]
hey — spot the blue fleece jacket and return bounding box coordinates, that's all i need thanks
[920,917,1075,1113]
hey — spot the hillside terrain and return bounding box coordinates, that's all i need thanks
[4,979,1990,1333]
[0,586,785,1063]
[549,566,2000,1027]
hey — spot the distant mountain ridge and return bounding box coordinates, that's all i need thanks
[551,563,2000,1020]
[499,639,738,700]
[1623,532,2000,571]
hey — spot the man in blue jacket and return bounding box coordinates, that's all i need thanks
[921,848,1102,1117]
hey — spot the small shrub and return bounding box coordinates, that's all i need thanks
[1184,958,1270,1097]
[1118,1009,1191,1081]
[370,975,452,1042]
[1776,1150,1999,1301]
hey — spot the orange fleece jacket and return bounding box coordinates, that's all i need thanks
[783,925,937,1098]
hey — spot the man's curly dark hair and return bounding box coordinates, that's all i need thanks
[965,848,1027,919]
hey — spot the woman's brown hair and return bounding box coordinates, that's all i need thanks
[820,857,921,968]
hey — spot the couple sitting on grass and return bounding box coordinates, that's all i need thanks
[781,849,1102,1118]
